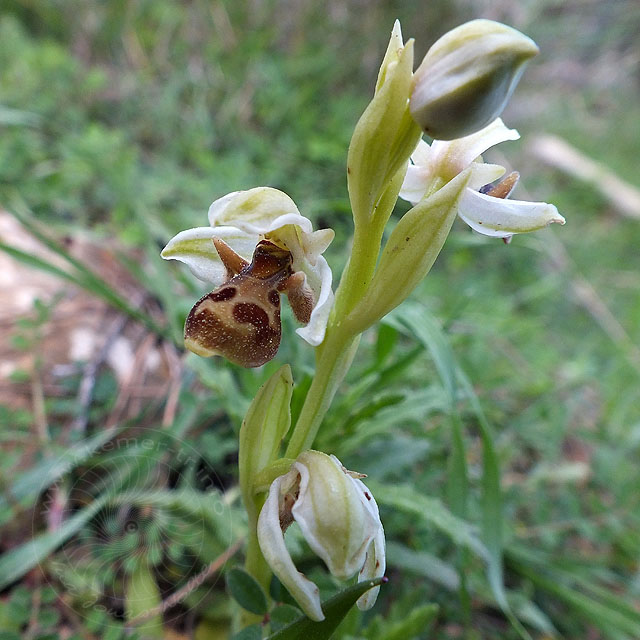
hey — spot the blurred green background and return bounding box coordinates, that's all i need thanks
[1,1,639,639]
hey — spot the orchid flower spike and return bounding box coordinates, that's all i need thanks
[399,118,566,241]
[161,188,334,367]
[257,451,385,621]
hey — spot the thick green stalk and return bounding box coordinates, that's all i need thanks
[331,224,382,320]
[241,495,271,628]
[285,329,359,459]
[285,175,403,457]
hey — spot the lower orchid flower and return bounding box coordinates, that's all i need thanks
[257,451,385,621]
[161,187,334,367]
[399,118,566,240]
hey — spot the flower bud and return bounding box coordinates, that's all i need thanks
[257,451,385,621]
[410,19,539,140]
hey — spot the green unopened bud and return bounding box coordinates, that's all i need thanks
[238,365,293,516]
[410,19,539,140]
[347,21,422,226]
[257,451,385,621]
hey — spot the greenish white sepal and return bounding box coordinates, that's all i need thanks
[257,451,385,621]
[457,188,566,239]
[257,465,324,621]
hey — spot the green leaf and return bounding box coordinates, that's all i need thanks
[374,322,398,366]
[346,170,471,334]
[0,410,190,590]
[231,625,262,640]
[267,578,386,640]
[125,563,164,638]
[269,605,302,632]
[227,567,269,616]
[3,197,168,339]
[386,541,460,591]
[239,365,294,515]
[390,305,532,639]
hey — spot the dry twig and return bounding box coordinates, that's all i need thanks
[126,538,244,628]
[530,135,640,219]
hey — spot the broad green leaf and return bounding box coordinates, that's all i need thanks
[125,563,164,638]
[231,625,262,640]
[346,170,471,333]
[267,578,385,640]
[227,567,269,616]
[239,365,293,515]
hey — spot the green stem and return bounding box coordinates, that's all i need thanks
[241,495,271,628]
[332,224,381,320]
[285,330,359,458]
[244,528,271,591]
[285,191,391,458]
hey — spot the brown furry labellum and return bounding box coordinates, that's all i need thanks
[184,238,314,367]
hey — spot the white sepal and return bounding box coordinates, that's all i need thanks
[160,226,258,284]
[257,469,325,622]
[292,453,380,580]
[400,119,518,205]
[458,188,566,238]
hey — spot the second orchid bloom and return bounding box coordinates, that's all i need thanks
[161,187,334,366]
[257,451,385,621]
[399,118,566,240]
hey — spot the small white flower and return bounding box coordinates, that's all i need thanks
[399,118,565,240]
[161,187,334,347]
[257,451,385,621]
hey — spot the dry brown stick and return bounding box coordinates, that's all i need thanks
[70,311,130,434]
[530,135,640,219]
[105,332,156,428]
[540,232,640,374]
[23,578,42,640]
[31,367,49,442]
[161,342,184,427]
[126,537,244,627]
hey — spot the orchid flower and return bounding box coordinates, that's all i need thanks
[399,118,565,240]
[161,187,334,366]
[257,451,385,621]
